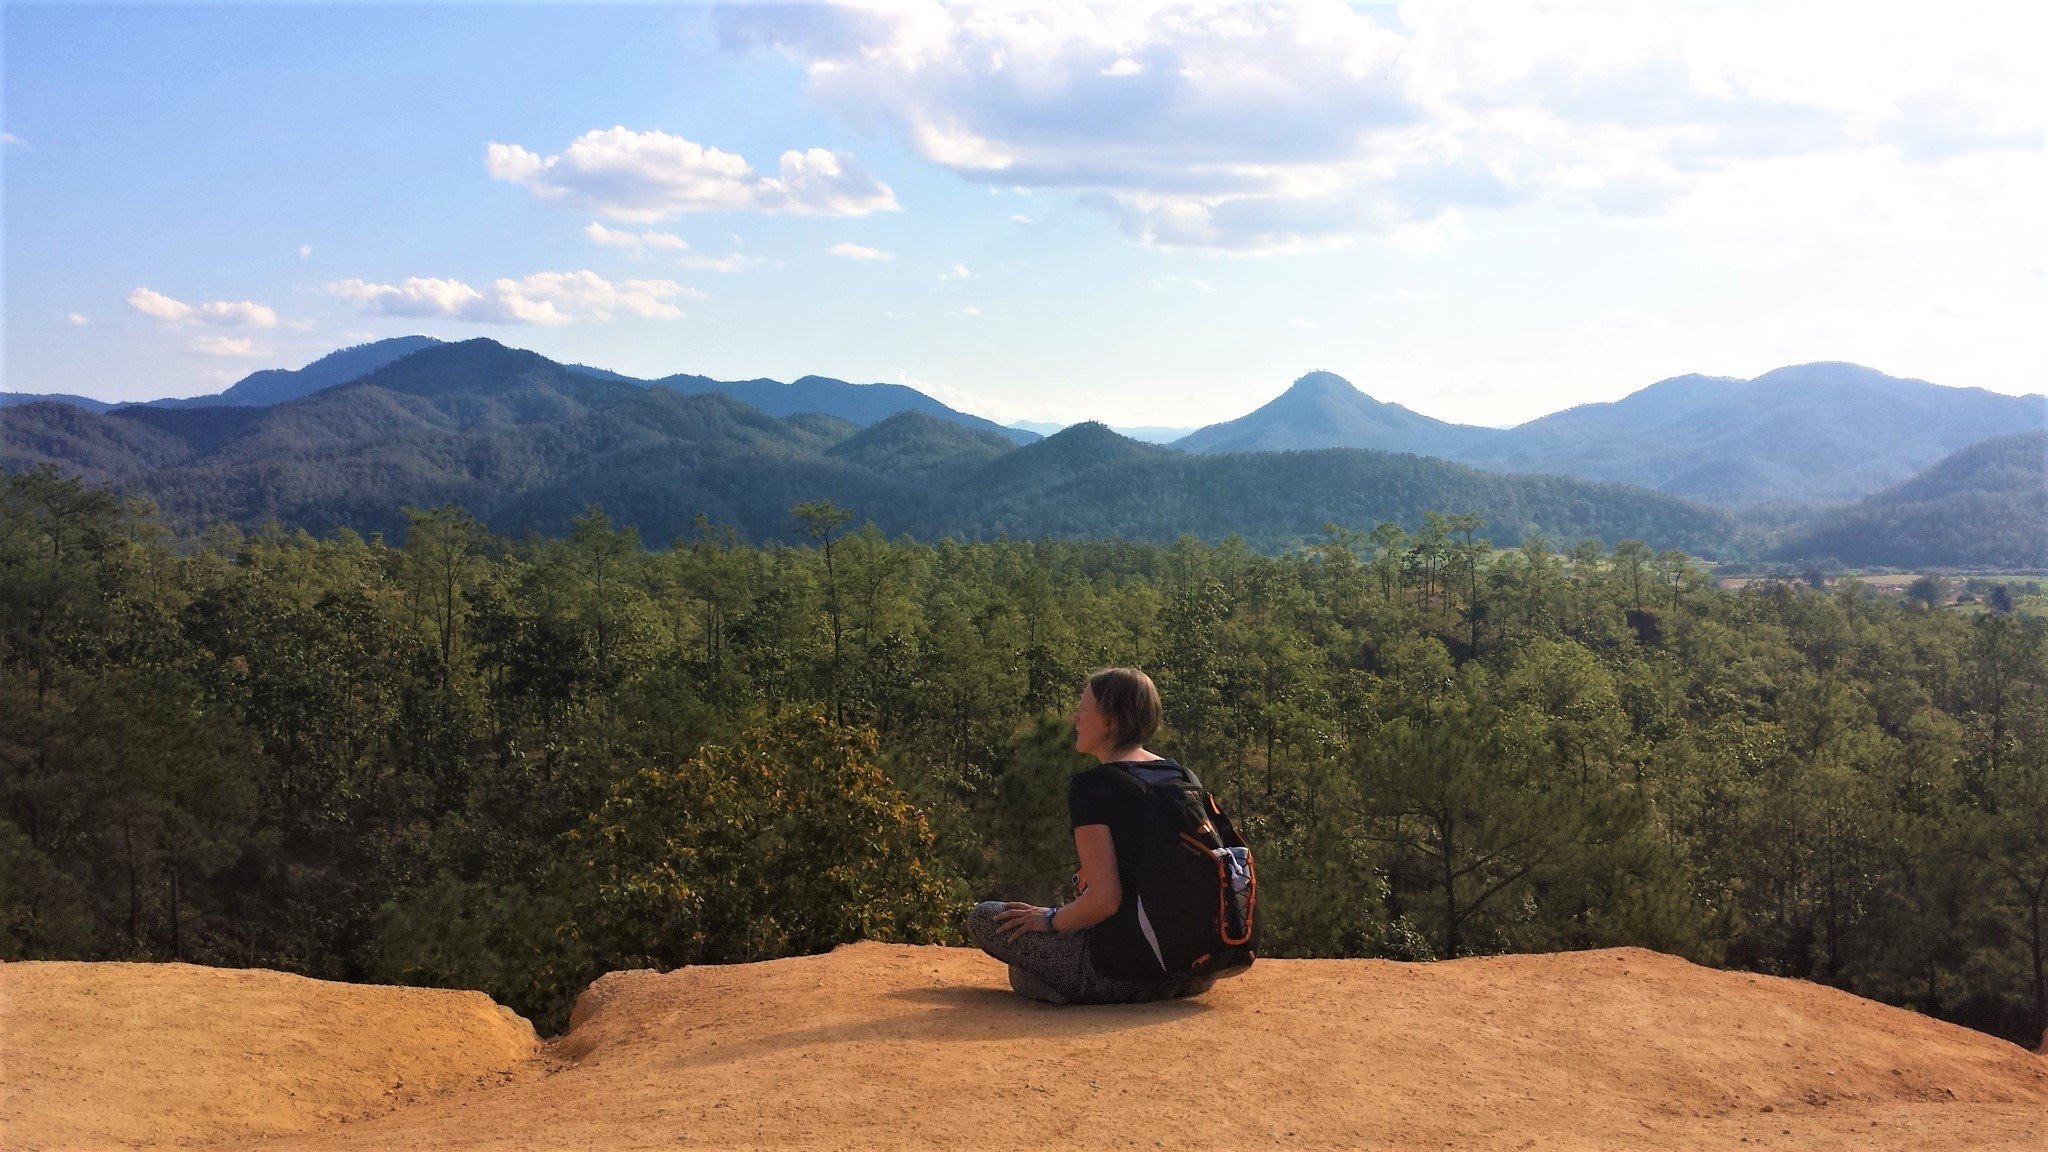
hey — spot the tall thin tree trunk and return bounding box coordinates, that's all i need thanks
[1265,727,1275,796]
[123,820,140,949]
[168,867,183,960]
[2030,870,2046,1041]
[1442,817,1459,958]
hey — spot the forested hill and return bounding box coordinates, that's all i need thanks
[1773,431,2048,569]
[1173,370,1490,457]
[14,337,2038,513]
[2,339,1737,553]
[147,336,446,408]
[957,423,1733,553]
[4,334,1033,443]
[0,391,116,412]
[0,336,449,412]
[651,371,1034,444]
[1176,363,2046,507]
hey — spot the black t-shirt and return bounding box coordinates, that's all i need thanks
[1068,758,1190,976]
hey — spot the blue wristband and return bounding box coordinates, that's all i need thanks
[1043,906,1059,933]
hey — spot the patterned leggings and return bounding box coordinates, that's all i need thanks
[966,901,1215,1005]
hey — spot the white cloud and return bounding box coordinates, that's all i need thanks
[958,305,982,316]
[329,277,483,319]
[298,245,313,261]
[492,271,696,323]
[186,335,265,358]
[1010,213,1039,224]
[488,126,897,222]
[124,287,192,322]
[939,263,972,280]
[771,147,901,215]
[125,287,278,328]
[328,271,692,325]
[1150,275,1212,291]
[676,252,761,273]
[829,241,894,260]
[200,301,276,327]
[1290,317,1318,330]
[721,1,2048,253]
[583,221,758,271]
[1,132,22,147]
[66,312,89,326]
[585,220,694,252]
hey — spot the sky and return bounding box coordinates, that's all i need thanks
[4,0,2044,428]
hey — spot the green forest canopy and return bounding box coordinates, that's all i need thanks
[2,467,2043,1051]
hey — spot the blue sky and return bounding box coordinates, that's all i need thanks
[5,1,2043,427]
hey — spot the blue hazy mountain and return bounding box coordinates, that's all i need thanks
[1174,363,2045,507]
[3,341,1736,555]
[1457,363,2046,506]
[0,392,116,412]
[649,372,1035,444]
[1009,420,1195,443]
[5,337,1033,448]
[1175,371,1499,458]
[2,336,444,412]
[143,336,446,408]
[12,337,2039,549]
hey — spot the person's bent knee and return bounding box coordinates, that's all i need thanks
[966,901,1008,953]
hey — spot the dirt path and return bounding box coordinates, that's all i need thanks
[5,944,2043,1151]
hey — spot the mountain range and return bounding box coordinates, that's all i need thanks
[2,337,1735,554]
[1174,364,2045,508]
[15,342,2041,513]
[0,337,445,412]
[6,336,2042,564]
[3,335,1033,445]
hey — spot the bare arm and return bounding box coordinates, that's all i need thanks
[1059,823,1122,929]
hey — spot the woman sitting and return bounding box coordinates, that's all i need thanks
[966,667,1217,1005]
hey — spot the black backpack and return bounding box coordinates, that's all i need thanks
[1091,763,1257,981]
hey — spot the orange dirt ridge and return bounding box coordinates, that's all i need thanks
[3,944,2044,1151]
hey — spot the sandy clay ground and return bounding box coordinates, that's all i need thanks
[4,943,2045,1151]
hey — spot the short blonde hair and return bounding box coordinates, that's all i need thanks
[1087,667,1161,751]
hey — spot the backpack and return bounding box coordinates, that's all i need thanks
[1092,762,1257,981]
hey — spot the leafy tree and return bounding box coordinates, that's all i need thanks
[1352,706,1598,958]
[578,711,958,968]
[1905,575,1947,610]
[400,505,485,694]
[792,502,857,714]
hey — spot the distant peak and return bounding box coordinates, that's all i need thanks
[1747,362,1901,387]
[1287,370,1357,395]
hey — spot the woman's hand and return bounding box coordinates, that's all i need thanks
[993,901,1052,942]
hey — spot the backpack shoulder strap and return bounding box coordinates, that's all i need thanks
[1107,759,1203,790]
